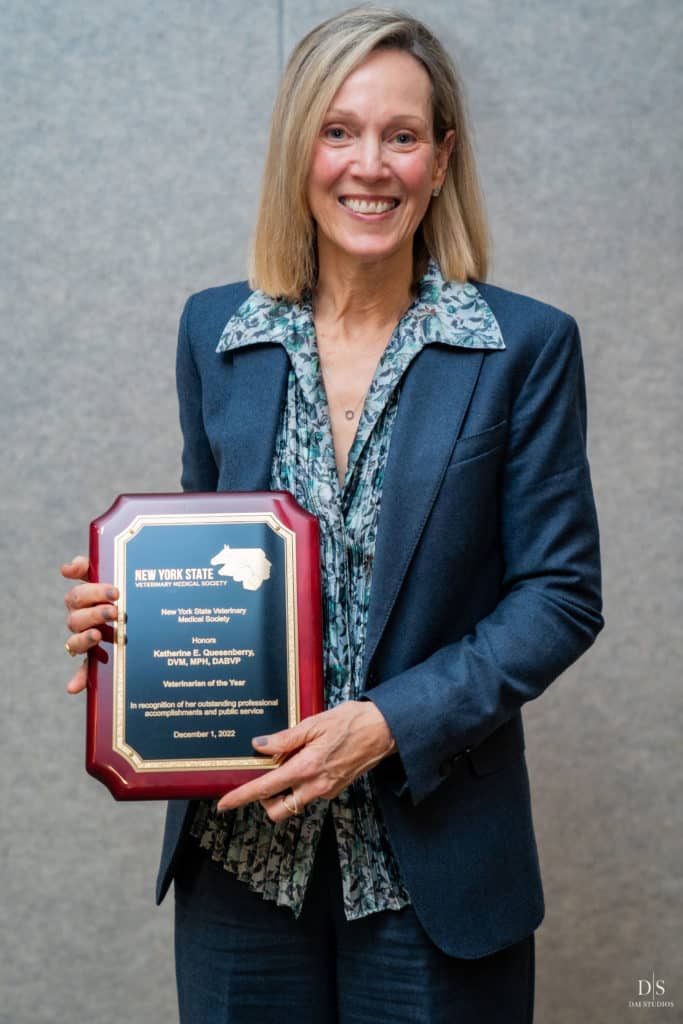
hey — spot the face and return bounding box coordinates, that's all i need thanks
[307,48,454,273]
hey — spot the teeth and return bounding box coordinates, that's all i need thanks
[341,198,397,214]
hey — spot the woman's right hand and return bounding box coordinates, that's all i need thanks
[61,555,119,694]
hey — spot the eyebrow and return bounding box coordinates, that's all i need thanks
[323,108,429,128]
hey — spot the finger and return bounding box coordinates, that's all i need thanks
[217,776,283,812]
[61,555,90,582]
[251,721,311,757]
[263,774,338,819]
[260,792,301,823]
[66,603,118,634]
[216,757,309,812]
[67,658,89,694]
[64,582,119,612]
[261,780,328,821]
[65,628,103,657]
[69,623,116,646]
[283,779,329,808]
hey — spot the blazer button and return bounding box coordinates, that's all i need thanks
[452,748,471,769]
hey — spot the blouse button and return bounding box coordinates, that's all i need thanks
[316,481,334,505]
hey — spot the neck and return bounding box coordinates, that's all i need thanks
[313,244,414,340]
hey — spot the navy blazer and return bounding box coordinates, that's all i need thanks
[156,278,603,959]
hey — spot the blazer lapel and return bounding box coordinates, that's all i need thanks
[221,345,290,490]
[364,344,486,675]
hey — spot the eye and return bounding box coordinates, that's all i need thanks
[392,131,417,146]
[323,125,348,142]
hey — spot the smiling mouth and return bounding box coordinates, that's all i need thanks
[339,197,400,214]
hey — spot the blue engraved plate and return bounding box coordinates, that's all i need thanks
[119,519,292,764]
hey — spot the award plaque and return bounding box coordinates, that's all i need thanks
[86,492,323,800]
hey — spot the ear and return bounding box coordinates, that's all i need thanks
[433,129,456,190]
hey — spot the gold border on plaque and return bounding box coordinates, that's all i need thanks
[112,512,299,773]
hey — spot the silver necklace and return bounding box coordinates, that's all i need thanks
[315,294,412,422]
[319,363,369,422]
[343,391,367,421]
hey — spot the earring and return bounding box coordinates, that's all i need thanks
[432,186,441,197]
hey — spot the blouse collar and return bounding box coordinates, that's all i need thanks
[216,259,505,354]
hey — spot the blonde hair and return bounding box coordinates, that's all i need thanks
[249,5,489,299]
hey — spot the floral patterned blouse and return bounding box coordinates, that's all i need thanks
[189,259,505,919]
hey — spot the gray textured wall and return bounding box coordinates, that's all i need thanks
[1,1,680,1021]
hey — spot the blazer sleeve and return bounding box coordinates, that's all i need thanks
[367,314,604,805]
[176,294,219,493]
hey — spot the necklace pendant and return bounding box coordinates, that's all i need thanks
[344,409,354,420]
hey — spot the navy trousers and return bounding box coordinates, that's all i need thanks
[174,816,534,1023]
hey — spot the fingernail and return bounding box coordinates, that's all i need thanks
[102,607,115,621]
[252,736,268,747]
[88,631,99,643]
[106,588,118,600]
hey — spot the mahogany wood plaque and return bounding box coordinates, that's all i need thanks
[87,492,323,800]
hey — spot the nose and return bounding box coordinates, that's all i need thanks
[352,134,389,180]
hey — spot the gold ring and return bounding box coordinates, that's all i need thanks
[65,641,77,657]
[282,792,299,816]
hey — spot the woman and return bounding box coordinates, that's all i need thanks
[62,7,603,1022]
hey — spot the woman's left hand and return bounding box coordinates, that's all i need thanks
[216,700,396,823]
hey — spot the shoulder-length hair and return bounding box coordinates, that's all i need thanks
[249,5,489,299]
